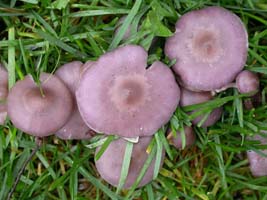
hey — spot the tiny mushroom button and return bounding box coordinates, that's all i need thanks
[165,6,248,91]
[76,45,180,137]
[7,73,73,137]
[236,70,259,94]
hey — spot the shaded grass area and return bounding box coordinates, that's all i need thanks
[1,0,267,199]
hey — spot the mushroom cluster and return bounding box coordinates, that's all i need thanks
[1,5,262,191]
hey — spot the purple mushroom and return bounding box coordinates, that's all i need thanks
[0,65,8,125]
[76,45,180,137]
[236,70,259,94]
[165,6,248,91]
[180,87,222,127]
[7,73,73,137]
[95,136,165,188]
[247,132,267,177]
[167,126,196,149]
[55,61,95,140]
[114,16,133,41]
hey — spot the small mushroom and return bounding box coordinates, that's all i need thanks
[0,64,8,125]
[236,70,259,94]
[7,73,73,137]
[55,61,95,140]
[95,136,165,188]
[114,16,134,41]
[165,6,248,91]
[77,45,180,137]
[247,133,267,177]
[167,126,196,149]
[180,88,222,127]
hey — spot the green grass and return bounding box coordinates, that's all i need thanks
[1,0,267,199]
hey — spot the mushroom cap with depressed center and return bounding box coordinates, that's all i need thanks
[95,136,165,188]
[236,70,259,94]
[247,132,267,177]
[7,73,73,137]
[76,45,180,137]
[180,88,222,127]
[55,61,95,140]
[165,6,248,91]
[168,126,196,149]
[0,65,8,125]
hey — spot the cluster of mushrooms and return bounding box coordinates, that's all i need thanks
[0,6,266,190]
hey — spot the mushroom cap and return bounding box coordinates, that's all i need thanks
[165,6,248,91]
[7,73,73,137]
[0,65,8,125]
[55,61,94,140]
[76,45,180,137]
[180,88,222,127]
[247,133,267,177]
[168,126,196,149]
[55,61,83,94]
[56,106,95,140]
[95,136,165,188]
[236,70,259,94]
[80,61,95,78]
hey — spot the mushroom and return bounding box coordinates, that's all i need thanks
[0,64,8,125]
[247,132,267,177]
[95,136,165,188]
[114,16,134,41]
[236,70,259,94]
[7,73,73,137]
[76,45,180,137]
[180,87,222,127]
[55,61,95,140]
[167,126,196,149]
[165,6,248,91]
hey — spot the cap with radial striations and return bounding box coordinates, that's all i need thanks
[165,6,248,91]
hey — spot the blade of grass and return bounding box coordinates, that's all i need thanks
[116,141,134,193]
[154,132,163,179]
[8,27,16,89]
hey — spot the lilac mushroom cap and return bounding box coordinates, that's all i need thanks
[7,73,73,137]
[236,70,259,94]
[55,61,95,140]
[247,132,267,177]
[95,136,165,188]
[165,6,248,91]
[180,88,222,127]
[0,65,8,125]
[168,126,196,149]
[76,45,180,137]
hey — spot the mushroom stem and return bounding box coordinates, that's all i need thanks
[212,82,237,95]
[7,137,43,200]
